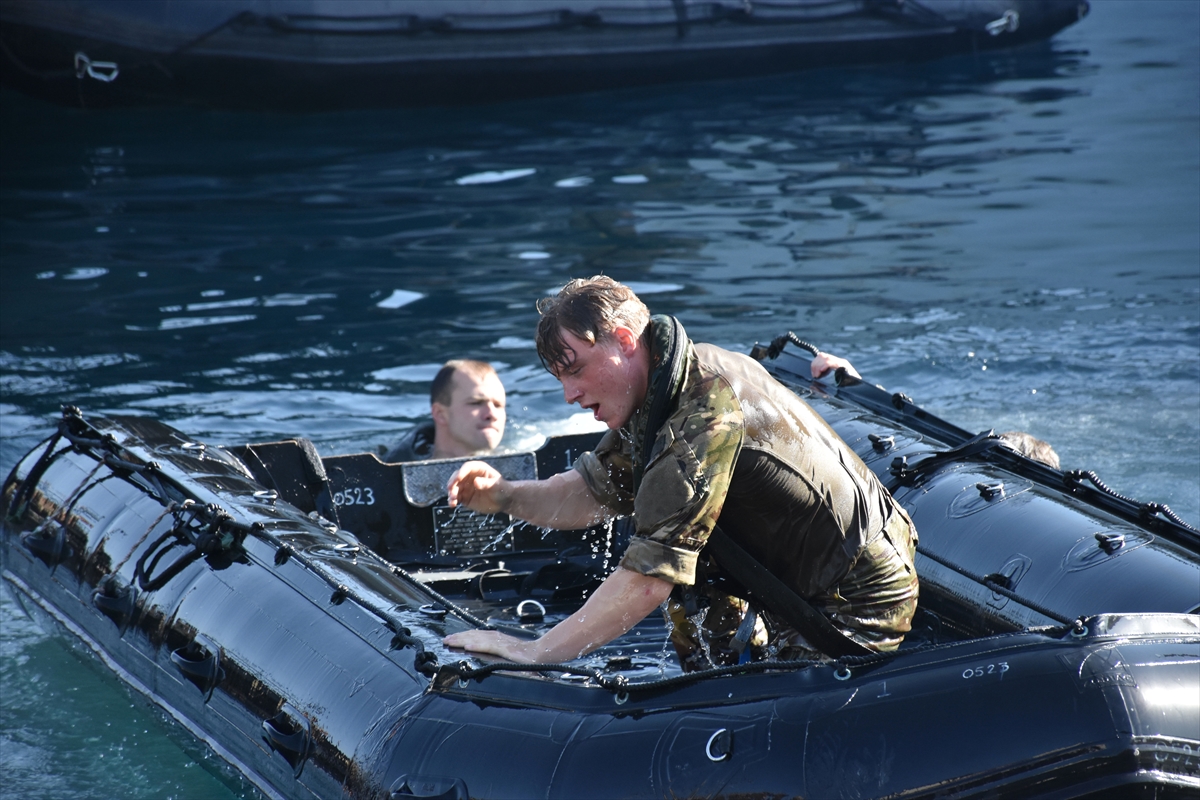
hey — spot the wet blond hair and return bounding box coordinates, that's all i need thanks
[999,431,1060,469]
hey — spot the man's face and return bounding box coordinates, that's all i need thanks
[554,327,646,430]
[433,370,506,457]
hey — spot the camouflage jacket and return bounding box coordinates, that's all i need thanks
[574,317,915,603]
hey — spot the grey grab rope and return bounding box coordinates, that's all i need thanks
[1066,469,1199,534]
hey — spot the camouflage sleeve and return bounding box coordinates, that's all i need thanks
[573,429,636,516]
[620,388,744,586]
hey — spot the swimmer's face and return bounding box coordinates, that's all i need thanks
[433,370,506,457]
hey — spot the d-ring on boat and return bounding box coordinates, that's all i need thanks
[2,335,1197,799]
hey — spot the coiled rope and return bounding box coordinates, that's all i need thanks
[1066,470,1199,534]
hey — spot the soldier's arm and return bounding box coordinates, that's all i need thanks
[444,566,673,662]
[446,461,610,530]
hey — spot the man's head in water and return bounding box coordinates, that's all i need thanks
[998,431,1060,469]
[430,360,506,459]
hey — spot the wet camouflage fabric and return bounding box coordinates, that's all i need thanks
[663,508,917,670]
[573,318,919,662]
[574,323,742,586]
[665,583,769,671]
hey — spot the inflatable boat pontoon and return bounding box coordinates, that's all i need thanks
[0,0,1090,110]
[3,335,1197,799]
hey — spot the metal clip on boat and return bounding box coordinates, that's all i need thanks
[516,599,545,624]
[705,728,732,762]
[74,51,119,82]
[986,10,1020,36]
[976,481,1005,500]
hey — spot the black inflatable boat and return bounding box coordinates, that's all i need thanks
[0,0,1089,110]
[3,336,1197,799]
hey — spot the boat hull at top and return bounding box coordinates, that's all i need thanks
[0,0,1090,110]
[2,339,1198,799]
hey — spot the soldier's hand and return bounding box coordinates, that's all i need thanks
[443,629,536,663]
[446,460,509,515]
[810,352,860,380]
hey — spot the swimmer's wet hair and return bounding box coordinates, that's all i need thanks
[535,276,650,374]
[998,431,1060,470]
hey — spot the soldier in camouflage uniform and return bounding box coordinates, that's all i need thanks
[442,276,918,667]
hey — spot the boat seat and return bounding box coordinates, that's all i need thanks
[230,438,330,515]
[321,452,413,557]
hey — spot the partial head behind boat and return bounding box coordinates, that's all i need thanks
[998,430,1060,469]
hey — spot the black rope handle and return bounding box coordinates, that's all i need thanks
[766,331,820,359]
[1065,470,1199,534]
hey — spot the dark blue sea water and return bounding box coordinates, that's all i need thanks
[2,1,1197,797]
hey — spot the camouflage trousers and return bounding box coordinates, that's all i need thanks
[666,511,919,670]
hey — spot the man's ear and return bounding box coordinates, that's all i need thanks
[612,325,639,356]
[431,402,449,427]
